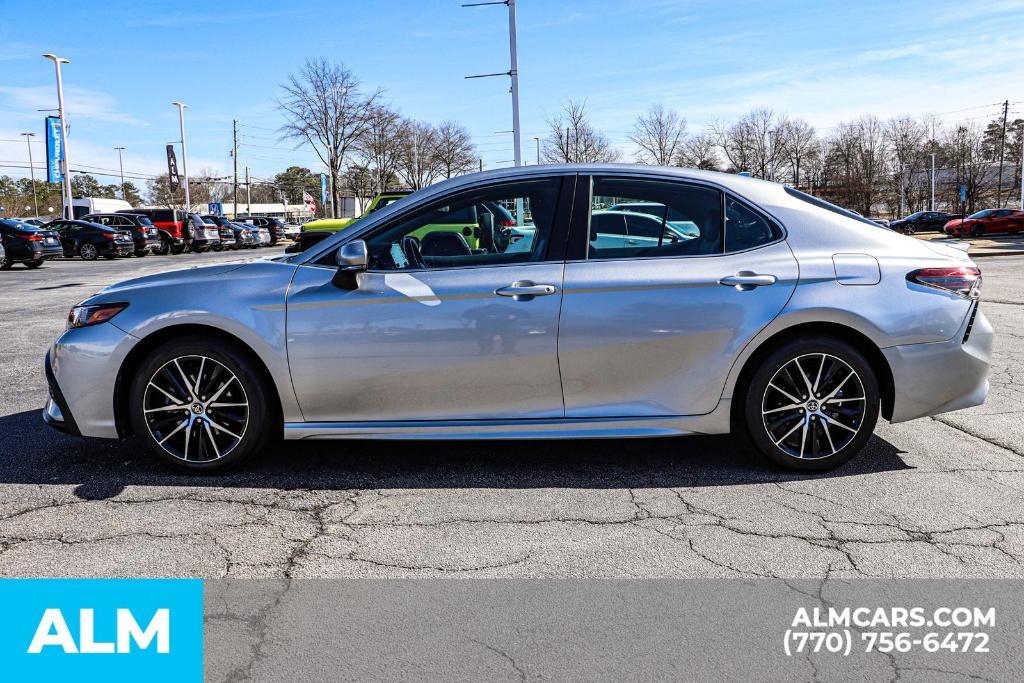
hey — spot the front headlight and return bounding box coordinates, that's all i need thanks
[67,302,129,329]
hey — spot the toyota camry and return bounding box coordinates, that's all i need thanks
[42,165,992,473]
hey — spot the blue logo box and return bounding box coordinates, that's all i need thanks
[0,579,202,681]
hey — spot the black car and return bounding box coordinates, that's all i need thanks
[197,216,237,251]
[235,215,285,245]
[202,215,251,250]
[889,211,963,235]
[44,219,135,260]
[0,218,63,269]
[81,212,162,256]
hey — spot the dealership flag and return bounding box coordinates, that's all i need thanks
[302,191,316,214]
[166,145,180,192]
[45,116,64,184]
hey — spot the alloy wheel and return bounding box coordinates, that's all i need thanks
[142,355,249,462]
[761,353,866,460]
[80,244,98,260]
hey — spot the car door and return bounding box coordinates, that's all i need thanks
[557,175,799,417]
[286,174,573,422]
[51,222,76,256]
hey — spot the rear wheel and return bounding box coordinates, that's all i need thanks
[0,256,9,270]
[79,243,98,261]
[741,336,879,471]
[129,337,272,473]
[25,259,43,269]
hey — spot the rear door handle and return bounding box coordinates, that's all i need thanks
[718,271,777,290]
[495,280,558,301]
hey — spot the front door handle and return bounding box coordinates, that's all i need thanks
[495,280,558,301]
[719,271,777,291]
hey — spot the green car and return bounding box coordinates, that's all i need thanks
[295,190,518,252]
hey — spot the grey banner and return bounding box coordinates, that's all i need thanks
[204,580,1024,681]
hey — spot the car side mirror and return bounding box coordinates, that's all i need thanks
[332,239,368,289]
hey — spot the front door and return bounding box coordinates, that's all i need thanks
[558,175,799,417]
[286,175,572,422]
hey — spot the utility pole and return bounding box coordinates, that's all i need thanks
[534,136,540,165]
[21,133,39,217]
[172,102,190,212]
[113,146,126,201]
[42,54,73,219]
[245,166,251,214]
[930,153,936,211]
[996,99,1009,207]
[232,119,239,219]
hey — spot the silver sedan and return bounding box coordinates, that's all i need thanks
[43,164,992,473]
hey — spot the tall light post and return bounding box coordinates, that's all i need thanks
[113,146,127,202]
[42,54,73,219]
[930,153,936,211]
[21,132,39,217]
[534,136,541,165]
[171,102,190,211]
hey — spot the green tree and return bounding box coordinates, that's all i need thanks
[273,166,316,203]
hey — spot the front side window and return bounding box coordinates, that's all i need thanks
[363,178,562,271]
[588,177,722,259]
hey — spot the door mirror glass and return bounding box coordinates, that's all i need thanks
[336,239,368,271]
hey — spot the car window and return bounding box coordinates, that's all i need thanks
[588,177,722,259]
[363,178,563,271]
[725,198,780,252]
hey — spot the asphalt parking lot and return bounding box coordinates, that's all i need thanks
[0,250,1022,579]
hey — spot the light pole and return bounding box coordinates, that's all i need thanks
[930,153,936,212]
[21,132,39,217]
[42,54,73,219]
[171,102,190,211]
[114,146,126,202]
[534,136,541,165]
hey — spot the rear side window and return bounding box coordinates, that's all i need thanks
[588,177,723,259]
[725,198,780,252]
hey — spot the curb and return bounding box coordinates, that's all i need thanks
[970,250,1024,258]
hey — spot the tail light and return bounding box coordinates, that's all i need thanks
[907,266,981,299]
[26,233,44,241]
[102,232,117,239]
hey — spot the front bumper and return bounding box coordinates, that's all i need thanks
[883,305,993,423]
[43,322,139,439]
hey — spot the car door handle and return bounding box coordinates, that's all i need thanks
[495,280,558,301]
[718,272,777,290]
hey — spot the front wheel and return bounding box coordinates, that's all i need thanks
[128,337,272,472]
[79,243,99,261]
[971,223,984,238]
[742,336,879,471]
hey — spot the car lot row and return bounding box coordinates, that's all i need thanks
[0,211,297,269]
[884,208,1024,236]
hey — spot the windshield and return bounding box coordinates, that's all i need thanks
[968,210,996,219]
[369,196,403,213]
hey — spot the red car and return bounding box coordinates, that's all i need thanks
[944,208,1024,237]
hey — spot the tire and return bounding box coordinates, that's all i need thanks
[79,243,99,261]
[128,337,272,473]
[971,223,983,238]
[169,243,185,255]
[0,256,9,270]
[741,336,879,471]
[152,239,170,256]
[25,259,43,269]
[904,225,915,235]
[136,251,148,257]
[104,253,118,260]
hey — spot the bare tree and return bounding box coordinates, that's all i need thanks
[354,105,407,195]
[630,103,686,165]
[433,120,477,179]
[397,120,439,190]
[778,118,819,188]
[712,108,790,179]
[542,99,621,163]
[677,132,719,170]
[278,58,380,217]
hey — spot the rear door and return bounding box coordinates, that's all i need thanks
[557,175,799,417]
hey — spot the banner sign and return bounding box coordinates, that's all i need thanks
[167,145,180,192]
[45,116,64,184]
[207,202,222,217]
[302,191,316,214]
[320,172,328,209]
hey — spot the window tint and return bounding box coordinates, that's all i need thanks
[725,198,780,251]
[363,178,562,270]
[588,177,722,259]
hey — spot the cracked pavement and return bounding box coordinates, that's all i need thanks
[1,250,1023,579]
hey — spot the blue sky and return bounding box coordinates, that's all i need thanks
[1,0,1022,186]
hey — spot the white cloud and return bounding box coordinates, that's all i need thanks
[0,85,146,126]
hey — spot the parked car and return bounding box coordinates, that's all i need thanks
[71,197,133,220]
[233,223,257,249]
[281,222,301,241]
[202,215,248,250]
[81,213,162,256]
[185,213,220,252]
[252,225,272,247]
[235,215,286,245]
[15,217,50,227]
[0,218,62,268]
[197,216,235,251]
[293,191,411,252]
[118,208,192,255]
[45,219,135,260]
[944,208,1024,237]
[44,165,991,474]
[890,211,962,235]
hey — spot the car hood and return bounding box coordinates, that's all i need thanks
[94,257,279,297]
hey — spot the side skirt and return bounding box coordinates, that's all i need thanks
[284,400,732,440]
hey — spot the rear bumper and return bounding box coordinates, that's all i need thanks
[883,305,993,423]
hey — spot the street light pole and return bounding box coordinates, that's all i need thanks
[172,102,190,212]
[930,153,936,212]
[42,54,73,219]
[114,146,126,202]
[508,0,522,170]
[534,136,540,165]
[21,133,39,217]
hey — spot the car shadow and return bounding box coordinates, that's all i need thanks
[0,409,912,500]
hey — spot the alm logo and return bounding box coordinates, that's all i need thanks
[28,608,170,654]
